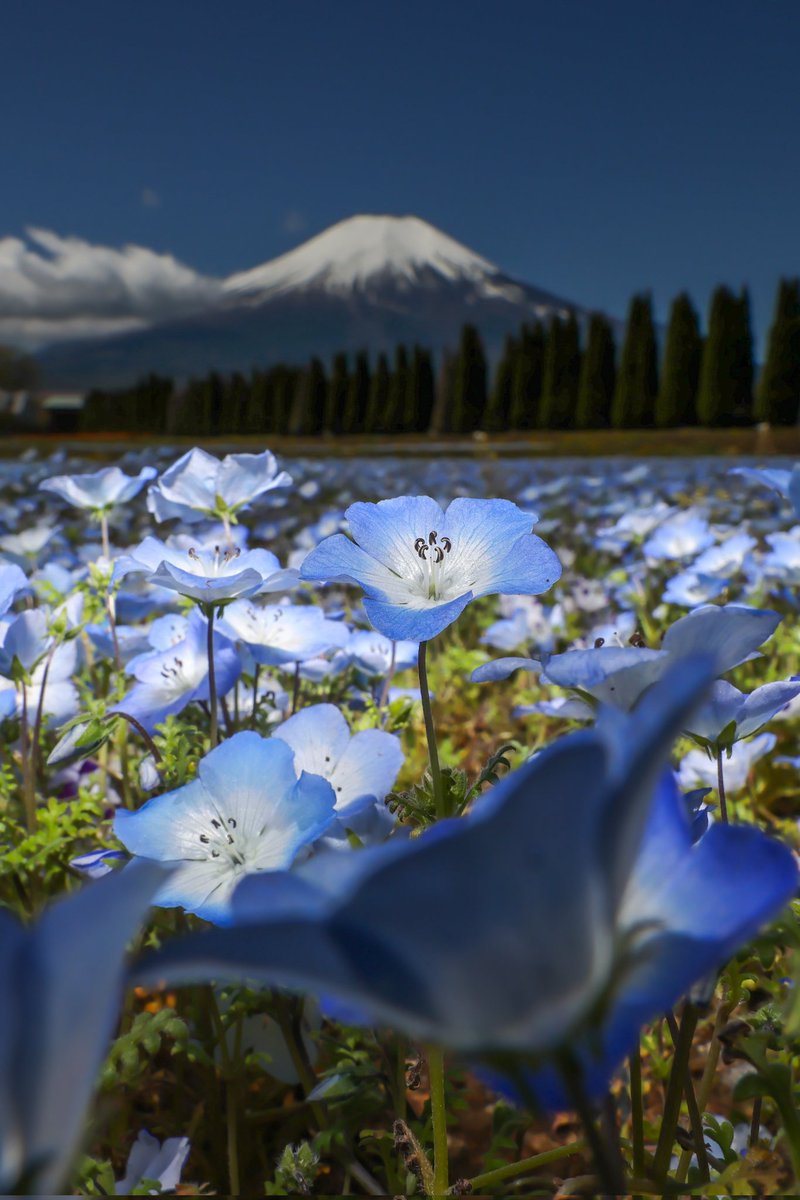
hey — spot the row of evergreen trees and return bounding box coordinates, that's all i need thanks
[79,276,800,435]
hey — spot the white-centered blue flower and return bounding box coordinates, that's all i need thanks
[0,861,167,1194]
[114,732,337,924]
[676,732,777,794]
[112,609,242,734]
[218,600,349,666]
[40,465,157,512]
[272,702,404,823]
[686,678,800,748]
[113,534,298,607]
[300,496,562,641]
[147,447,292,525]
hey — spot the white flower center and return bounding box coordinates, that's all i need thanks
[412,530,453,600]
[197,813,251,871]
[188,545,241,577]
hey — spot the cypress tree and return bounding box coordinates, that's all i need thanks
[731,288,755,425]
[483,334,517,432]
[539,313,581,429]
[325,354,349,435]
[509,323,544,429]
[342,350,371,435]
[449,324,488,433]
[365,352,390,433]
[409,346,436,432]
[271,368,298,435]
[575,313,616,429]
[289,358,326,435]
[611,293,658,428]
[384,346,410,435]
[697,286,746,427]
[755,278,800,425]
[655,293,702,427]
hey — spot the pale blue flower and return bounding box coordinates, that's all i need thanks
[642,510,715,561]
[40,465,157,512]
[147,447,292,525]
[300,496,561,641]
[0,862,167,1193]
[115,1129,191,1195]
[113,535,298,607]
[114,732,337,924]
[272,702,404,824]
[218,600,349,666]
[686,678,800,748]
[112,609,242,734]
[0,563,28,617]
[677,732,777,794]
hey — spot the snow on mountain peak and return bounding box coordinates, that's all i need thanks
[224,214,510,299]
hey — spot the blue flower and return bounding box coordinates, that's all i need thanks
[147,447,292,525]
[40,465,157,512]
[218,600,349,666]
[115,1129,191,1196]
[0,562,28,617]
[114,732,337,924]
[0,862,167,1193]
[130,659,792,1081]
[300,496,562,641]
[113,535,298,607]
[272,702,404,826]
[111,609,242,734]
[686,678,800,748]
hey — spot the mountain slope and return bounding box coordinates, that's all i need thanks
[38,215,587,388]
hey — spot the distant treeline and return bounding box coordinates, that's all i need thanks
[79,278,800,435]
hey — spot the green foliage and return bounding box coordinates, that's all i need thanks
[539,313,581,429]
[265,1140,320,1195]
[656,292,702,427]
[755,278,800,425]
[483,333,516,432]
[575,312,616,429]
[100,1007,195,1090]
[509,322,545,430]
[365,351,390,433]
[449,324,488,433]
[697,286,754,427]
[342,350,371,435]
[0,790,107,909]
[611,293,658,428]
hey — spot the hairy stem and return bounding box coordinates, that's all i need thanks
[418,641,445,819]
[426,1044,449,1196]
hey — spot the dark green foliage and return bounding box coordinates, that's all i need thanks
[290,357,327,435]
[0,345,38,390]
[696,286,754,428]
[575,313,616,429]
[342,350,371,435]
[655,293,702,427]
[755,278,800,425]
[408,345,436,432]
[509,323,544,429]
[272,367,299,435]
[611,293,658,428]
[365,352,390,433]
[325,353,349,435]
[384,345,410,435]
[539,314,581,429]
[449,324,488,433]
[483,334,517,432]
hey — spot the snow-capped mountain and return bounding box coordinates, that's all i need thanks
[38,215,586,388]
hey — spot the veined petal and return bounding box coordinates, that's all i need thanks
[346,496,446,576]
[363,592,473,640]
[300,534,411,602]
[471,656,541,683]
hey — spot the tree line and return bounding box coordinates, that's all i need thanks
[78,277,800,435]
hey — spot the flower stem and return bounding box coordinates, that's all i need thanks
[425,1044,449,1196]
[665,1009,709,1182]
[466,1138,587,1192]
[629,1043,645,1183]
[653,1003,699,1179]
[100,512,111,562]
[113,709,163,763]
[19,682,36,833]
[206,604,218,749]
[716,746,729,823]
[558,1049,625,1196]
[418,641,445,819]
[378,639,397,720]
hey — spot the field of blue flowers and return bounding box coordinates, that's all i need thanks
[4,445,800,1196]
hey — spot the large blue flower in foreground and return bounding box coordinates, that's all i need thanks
[114,732,337,924]
[134,660,794,1078]
[300,496,562,641]
[0,862,166,1193]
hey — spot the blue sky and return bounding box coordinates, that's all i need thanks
[1,0,798,344]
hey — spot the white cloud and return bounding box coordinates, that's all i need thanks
[0,228,225,347]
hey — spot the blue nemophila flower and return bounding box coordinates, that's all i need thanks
[685,678,800,749]
[0,562,28,617]
[218,600,349,666]
[730,464,800,520]
[39,465,157,512]
[272,702,404,826]
[300,496,561,641]
[473,603,782,711]
[131,660,788,1072]
[113,535,298,607]
[114,732,337,924]
[147,447,292,525]
[115,1129,191,1196]
[111,609,241,734]
[501,767,798,1107]
[0,861,167,1193]
[677,732,777,794]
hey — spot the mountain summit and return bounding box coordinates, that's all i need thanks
[225,214,524,302]
[39,215,586,388]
